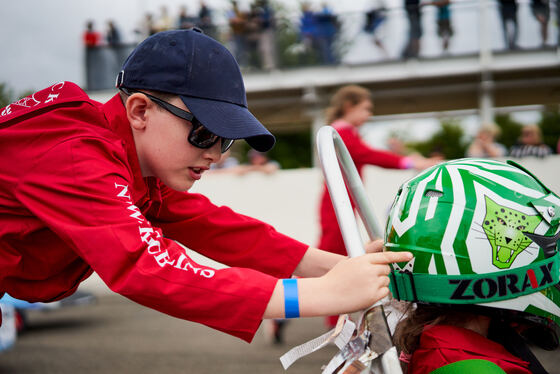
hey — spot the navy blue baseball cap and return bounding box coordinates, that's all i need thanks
[116,29,275,152]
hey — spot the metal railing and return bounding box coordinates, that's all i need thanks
[85,45,135,91]
[84,0,559,91]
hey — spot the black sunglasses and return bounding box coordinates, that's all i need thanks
[120,88,234,153]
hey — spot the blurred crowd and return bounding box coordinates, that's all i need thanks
[83,0,560,72]
[466,123,557,159]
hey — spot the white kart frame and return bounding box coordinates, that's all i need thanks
[317,126,402,374]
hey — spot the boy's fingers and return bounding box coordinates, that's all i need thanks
[364,239,384,253]
[380,275,390,287]
[367,251,413,264]
[377,287,390,298]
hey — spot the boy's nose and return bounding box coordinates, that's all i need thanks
[204,141,222,163]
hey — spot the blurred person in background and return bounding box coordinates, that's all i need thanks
[466,124,507,158]
[105,20,121,48]
[228,0,250,66]
[208,149,241,174]
[557,0,560,46]
[314,2,339,65]
[253,0,277,71]
[317,85,440,328]
[402,0,424,58]
[531,0,550,47]
[0,30,411,348]
[509,124,553,158]
[83,20,102,91]
[134,13,157,42]
[105,20,126,80]
[431,0,453,53]
[177,5,198,30]
[197,1,217,39]
[386,136,412,156]
[498,0,518,50]
[386,135,433,165]
[364,0,389,57]
[83,20,101,48]
[298,2,319,63]
[244,4,263,69]
[238,149,280,175]
[155,5,174,33]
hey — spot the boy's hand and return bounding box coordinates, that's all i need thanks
[364,239,384,253]
[299,251,412,317]
[264,245,411,319]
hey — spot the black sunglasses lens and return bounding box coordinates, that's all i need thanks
[221,139,234,153]
[189,121,234,153]
[190,123,219,148]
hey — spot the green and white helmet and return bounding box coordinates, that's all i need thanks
[386,158,560,336]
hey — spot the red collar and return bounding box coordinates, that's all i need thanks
[419,325,529,366]
[101,94,151,205]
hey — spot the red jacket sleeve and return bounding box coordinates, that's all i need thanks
[151,184,309,279]
[15,136,294,342]
[336,125,405,170]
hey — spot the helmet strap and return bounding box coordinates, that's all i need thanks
[489,320,550,374]
[390,253,560,304]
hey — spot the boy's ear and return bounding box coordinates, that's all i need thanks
[125,93,151,131]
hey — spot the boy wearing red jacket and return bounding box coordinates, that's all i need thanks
[0,29,410,343]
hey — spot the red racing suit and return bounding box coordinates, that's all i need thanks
[408,325,531,374]
[0,82,308,342]
[317,120,409,255]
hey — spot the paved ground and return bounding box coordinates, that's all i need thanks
[1,294,559,373]
[0,294,338,374]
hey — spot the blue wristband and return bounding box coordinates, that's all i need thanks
[283,278,300,318]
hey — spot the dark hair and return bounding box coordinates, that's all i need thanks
[393,304,485,371]
[325,85,372,124]
[119,89,176,111]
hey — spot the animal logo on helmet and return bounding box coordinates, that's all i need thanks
[481,196,542,269]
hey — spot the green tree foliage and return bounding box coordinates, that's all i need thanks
[538,106,560,153]
[494,113,522,149]
[0,83,15,108]
[238,130,312,169]
[270,131,312,168]
[0,83,34,109]
[408,119,468,159]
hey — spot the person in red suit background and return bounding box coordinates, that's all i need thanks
[317,85,440,328]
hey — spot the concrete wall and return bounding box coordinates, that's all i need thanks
[191,156,560,248]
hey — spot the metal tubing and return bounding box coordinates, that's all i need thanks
[317,126,383,257]
[316,125,402,374]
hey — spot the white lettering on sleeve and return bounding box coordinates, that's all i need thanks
[155,251,176,267]
[114,183,131,199]
[115,183,215,279]
[139,227,154,243]
[201,269,215,278]
[127,204,143,222]
[146,237,162,255]
[51,82,65,92]
[44,93,60,104]
[1,105,11,117]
